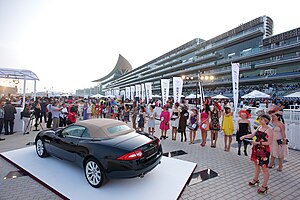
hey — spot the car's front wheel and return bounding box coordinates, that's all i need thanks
[36,138,48,158]
[84,158,106,188]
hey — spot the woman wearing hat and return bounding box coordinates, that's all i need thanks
[222,105,234,152]
[210,102,221,148]
[269,111,288,171]
[236,110,251,156]
[160,105,170,139]
[241,114,274,194]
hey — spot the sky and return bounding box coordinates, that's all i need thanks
[0,0,300,94]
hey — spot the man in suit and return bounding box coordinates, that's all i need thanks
[4,100,17,135]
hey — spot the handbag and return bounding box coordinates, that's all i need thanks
[201,123,207,129]
[277,139,289,145]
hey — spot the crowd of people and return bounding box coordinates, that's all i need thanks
[0,94,291,194]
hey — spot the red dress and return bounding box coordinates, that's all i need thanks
[160,111,170,130]
[250,128,270,167]
[67,112,77,124]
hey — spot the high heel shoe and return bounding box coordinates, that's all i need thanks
[268,164,275,169]
[249,179,259,186]
[257,186,268,194]
[238,150,241,155]
[244,150,248,156]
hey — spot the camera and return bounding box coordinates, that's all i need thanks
[277,139,289,145]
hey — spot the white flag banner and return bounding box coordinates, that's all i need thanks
[173,77,183,103]
[135,85,141,98]
[231,63,240,117]
[125,87,130,100]
[161,79,170,106]
[141,84,145,101]
[145,82,152,103]
[115,89,120,97]
[130,86,135,100]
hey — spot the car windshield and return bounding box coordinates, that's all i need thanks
[107,125,131,134]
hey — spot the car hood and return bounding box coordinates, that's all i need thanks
[97,131,152,151]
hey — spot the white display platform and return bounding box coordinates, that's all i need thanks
[1,146,196,200]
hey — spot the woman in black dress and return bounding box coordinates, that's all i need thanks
[178,105,189,142]
[210,102,221,148]
[236,110,251,156]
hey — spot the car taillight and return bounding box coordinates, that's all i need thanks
[117,150,143,161]
[156,138,161,146]
[146,138,161,146]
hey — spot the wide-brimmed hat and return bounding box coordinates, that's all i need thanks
[213,102,221,110]
[238,109,251,119]
[259,114,271,122]
[224,104,232,110]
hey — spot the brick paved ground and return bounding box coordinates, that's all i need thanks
[0,121,299,200]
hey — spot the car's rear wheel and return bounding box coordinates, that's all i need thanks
[84,158,106,188]
[36,138,48,158]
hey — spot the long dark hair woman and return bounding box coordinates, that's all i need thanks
[178,105,189,142]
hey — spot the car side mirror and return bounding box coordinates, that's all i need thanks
[57,130,66,138]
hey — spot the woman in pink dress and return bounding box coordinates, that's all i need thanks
[269,111,288,171]
[200,104,210,147]
[160,105,170,140]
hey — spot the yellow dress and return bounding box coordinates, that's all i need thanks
[222,115,234,136]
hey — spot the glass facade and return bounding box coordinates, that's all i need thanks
[95,16,300,98]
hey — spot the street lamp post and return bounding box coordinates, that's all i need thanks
[182,74,215,109]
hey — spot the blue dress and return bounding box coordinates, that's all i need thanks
[83,105,88,120]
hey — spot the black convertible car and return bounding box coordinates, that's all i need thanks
[35,119,162,188]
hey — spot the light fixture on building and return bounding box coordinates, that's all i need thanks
[210,76,215,80]
[13,80,20,84]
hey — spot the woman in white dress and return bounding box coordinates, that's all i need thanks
[171,102,180,141]
[147,105,156,135]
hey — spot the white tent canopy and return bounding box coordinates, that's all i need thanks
[241,90,270,99]
[284,92,300,98]
[152,94,161,98]
[212,94,229,99]
[185,94,197,99]
[91,94,104,98]
[104,94,115,98]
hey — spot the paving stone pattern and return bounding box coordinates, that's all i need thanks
[0,121,300,200]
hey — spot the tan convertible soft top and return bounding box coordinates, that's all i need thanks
[75,119,133,138]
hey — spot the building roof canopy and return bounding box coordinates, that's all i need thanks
[92,54,132,83]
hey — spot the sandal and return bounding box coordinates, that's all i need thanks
[268,164,275,169]
[257,186,268,194]
[249,179,260,186]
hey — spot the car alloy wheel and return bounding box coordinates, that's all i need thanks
[84,158,106,188]
[36,138,48,157]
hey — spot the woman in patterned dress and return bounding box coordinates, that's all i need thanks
[210,102,221,148]
[241,114,274,194]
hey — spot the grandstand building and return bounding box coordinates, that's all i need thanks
[91,16,300,98]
